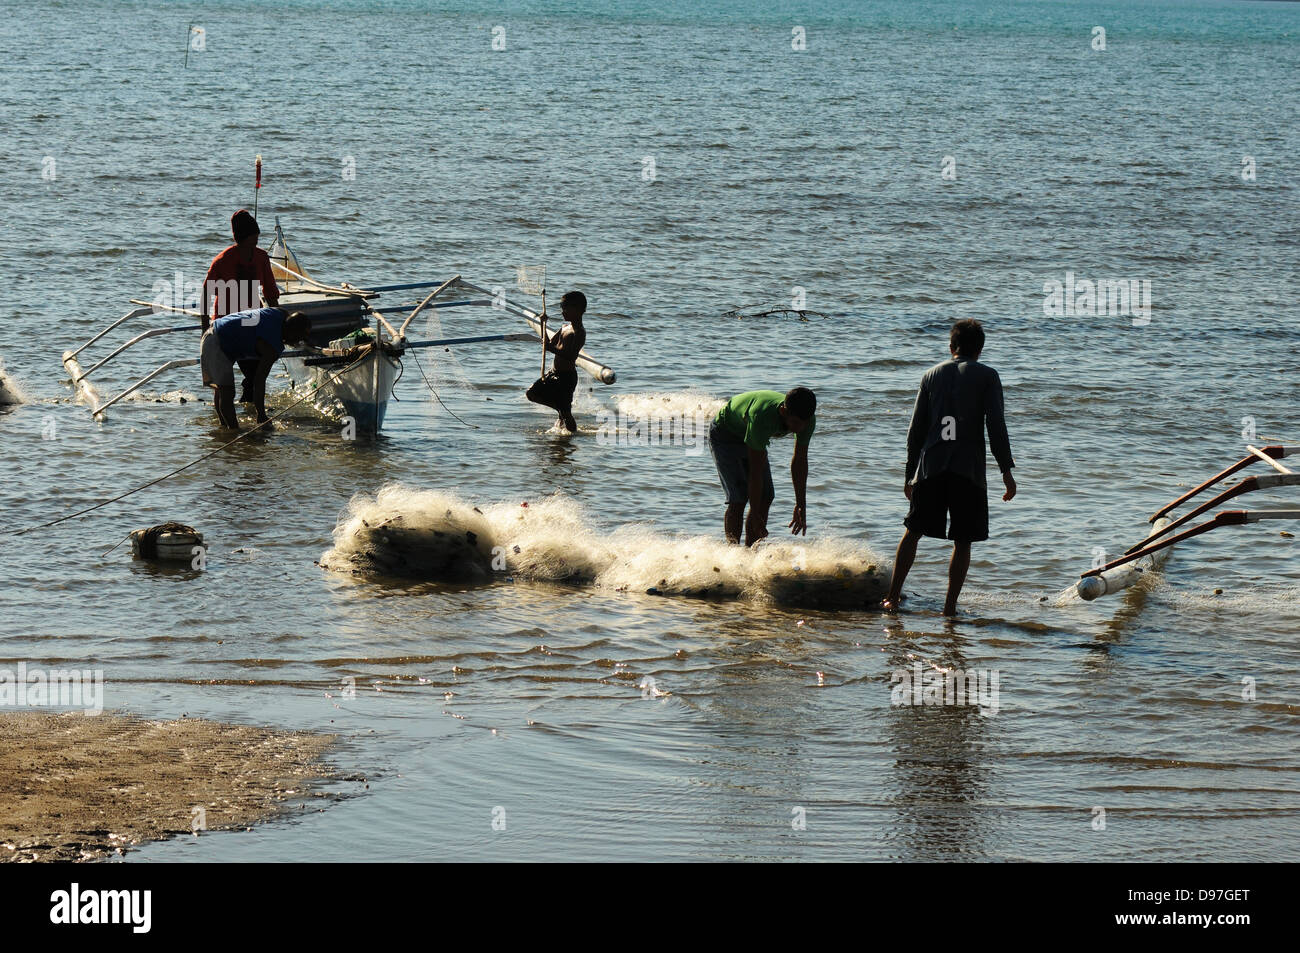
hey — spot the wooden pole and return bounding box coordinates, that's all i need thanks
[397,275,460,339]
[129,299,203,318]
[539,289,548,377]
[1149,446,1287,521]
[1247,444,1294,475]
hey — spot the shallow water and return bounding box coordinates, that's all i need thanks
[1,0,1298,861]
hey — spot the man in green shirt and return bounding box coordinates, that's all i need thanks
[709,387,817,546]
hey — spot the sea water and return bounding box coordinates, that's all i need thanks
[0,0,1297,861]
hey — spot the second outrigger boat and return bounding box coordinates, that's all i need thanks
[63,220,616,433]
[1076,444,1299,600]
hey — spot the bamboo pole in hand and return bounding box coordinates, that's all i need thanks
[539,289,548,377]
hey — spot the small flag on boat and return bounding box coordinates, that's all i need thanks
[254,154,263,217]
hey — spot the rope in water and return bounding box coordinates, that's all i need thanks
[100,530,135,559]
[13,352,371,537]
[408,347,479,430]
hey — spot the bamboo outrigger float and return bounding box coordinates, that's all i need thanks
[62,219,616,432]
[1077,444,1300,600]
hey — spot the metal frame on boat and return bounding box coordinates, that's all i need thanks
[1076,444,1300,600]
[62,220,616,432]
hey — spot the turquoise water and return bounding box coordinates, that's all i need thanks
[0,0,1298,861]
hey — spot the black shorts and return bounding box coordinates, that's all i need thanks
[905,472,989,543]
[526,369,578,413]
[709,421,775,507]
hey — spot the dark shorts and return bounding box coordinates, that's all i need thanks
[526,369,578,413]
[709,421,774,507]
[199,330,236,388]
[905,472,989,543]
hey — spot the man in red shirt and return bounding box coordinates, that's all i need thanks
[200,209,282,396]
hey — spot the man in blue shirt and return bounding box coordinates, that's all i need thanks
[199,307,311,429]
[883,319,1017,616]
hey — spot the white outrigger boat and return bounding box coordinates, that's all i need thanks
[1077,444,1299,600]
[63,220,616,432]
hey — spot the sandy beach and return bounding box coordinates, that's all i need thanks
[0,712,335,862]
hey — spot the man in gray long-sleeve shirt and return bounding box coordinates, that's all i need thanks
[883,319,1017,616]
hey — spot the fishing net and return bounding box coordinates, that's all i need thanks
[515,264,546,297]
[722,299,827,320]
[327,328,377,350]
[417,289,481,412]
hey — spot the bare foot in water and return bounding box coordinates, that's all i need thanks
[881,596,902,612]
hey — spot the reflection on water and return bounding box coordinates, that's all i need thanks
[126,560,204,583]
[884,631,991,861]
[533,429,580,485]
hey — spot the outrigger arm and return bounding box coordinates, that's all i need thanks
[1086,508,1300,579]
[1125,472,1300,553]
[1149,445,1295,520]
[1081,444,1300,583]
[62,301,203,417]
[91,359,201,416]
[362,277,618,385]
[456,279,616,384]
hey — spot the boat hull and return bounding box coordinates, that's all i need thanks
[282,347,401,433]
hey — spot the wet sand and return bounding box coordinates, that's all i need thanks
[0,712,335,862]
